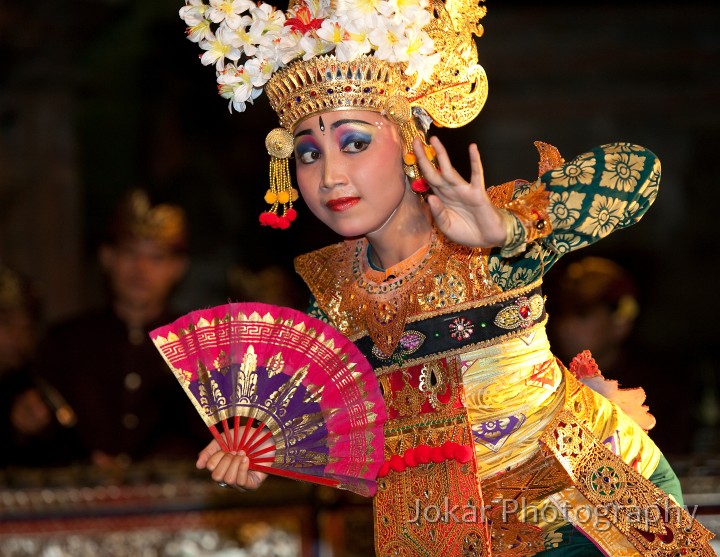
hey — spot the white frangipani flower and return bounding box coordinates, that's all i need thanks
[299,33,334,61]
[378,0,430,25]
[222,19,253,52]
[200,32,241,68]
[186,18,213,43]
[277,32,306,64]
[215,23,244,59]
[369,20,410,62]
[207,0,255,28]
[182,0,443,112]
[406,51,439,81]
[179,0,207,26]
[248,3,287,45]
[335,40,364,62]
[316,21,347,47]
[407,27,433,53]
[336,0,382,20]
[336,21,373,60]
[217,64,253,110]
[254,40,285,70]
[245,57,276,87]
[296,0,331,20]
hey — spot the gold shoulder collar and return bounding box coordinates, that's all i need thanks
[294,240,359,333]
[296,233,500,355]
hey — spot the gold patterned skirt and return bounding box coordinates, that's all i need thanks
[370,323,711,556]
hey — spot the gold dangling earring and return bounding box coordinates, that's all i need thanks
[261,128,299,229]
[384,95,436,194]
[402,124,435,194]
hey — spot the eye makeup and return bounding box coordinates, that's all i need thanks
[335,121,375,151]
[338,129,373,150]
[294,137,320,163]
[293,117,377,160]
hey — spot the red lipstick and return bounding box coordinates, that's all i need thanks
[326,197,360,212]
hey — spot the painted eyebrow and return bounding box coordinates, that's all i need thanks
[293,118,374,138]
[330,118,374,130]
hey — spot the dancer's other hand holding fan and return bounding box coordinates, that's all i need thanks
[198,426,274,491]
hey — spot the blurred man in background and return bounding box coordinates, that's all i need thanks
[545,256,639,372]
[545,255,689,452]
[34,190,205,467]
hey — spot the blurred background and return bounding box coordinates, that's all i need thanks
[1,0,719,555]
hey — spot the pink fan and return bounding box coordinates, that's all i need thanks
[150,302,386,496]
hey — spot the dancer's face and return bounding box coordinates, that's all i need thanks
[293,110,407,238]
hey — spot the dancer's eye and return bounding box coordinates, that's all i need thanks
[343,140,370,153]
[340,131,372,153]
[296,143,320,164]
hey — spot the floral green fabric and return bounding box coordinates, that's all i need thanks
[489,142,660,290]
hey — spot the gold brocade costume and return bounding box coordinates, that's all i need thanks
[295,145,713,555]
[177,0,712,550]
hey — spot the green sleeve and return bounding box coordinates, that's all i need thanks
[488,142,660,290]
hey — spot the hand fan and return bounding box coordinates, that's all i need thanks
[150,302,386,496]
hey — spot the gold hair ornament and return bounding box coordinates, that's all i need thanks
[261,128,299,229]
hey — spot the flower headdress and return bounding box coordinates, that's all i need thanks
[181,0,489,228]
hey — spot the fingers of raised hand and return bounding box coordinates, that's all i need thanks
[467,143,486,190]
[412,137,438,180]
[432,136,471,187]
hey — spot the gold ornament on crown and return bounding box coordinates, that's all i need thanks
[180,0,489,228]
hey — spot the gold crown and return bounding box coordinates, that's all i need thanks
[266,55,403,131]
[265,0,488,132]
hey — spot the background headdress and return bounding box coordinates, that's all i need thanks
[180,0,488,227]
[108,189,188,252]
[549,256,640,324]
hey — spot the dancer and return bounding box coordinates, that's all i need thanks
[179,0,712,554]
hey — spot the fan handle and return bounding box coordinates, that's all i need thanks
[208,419,342,489]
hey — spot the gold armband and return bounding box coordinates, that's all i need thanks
[498,181,552,257]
